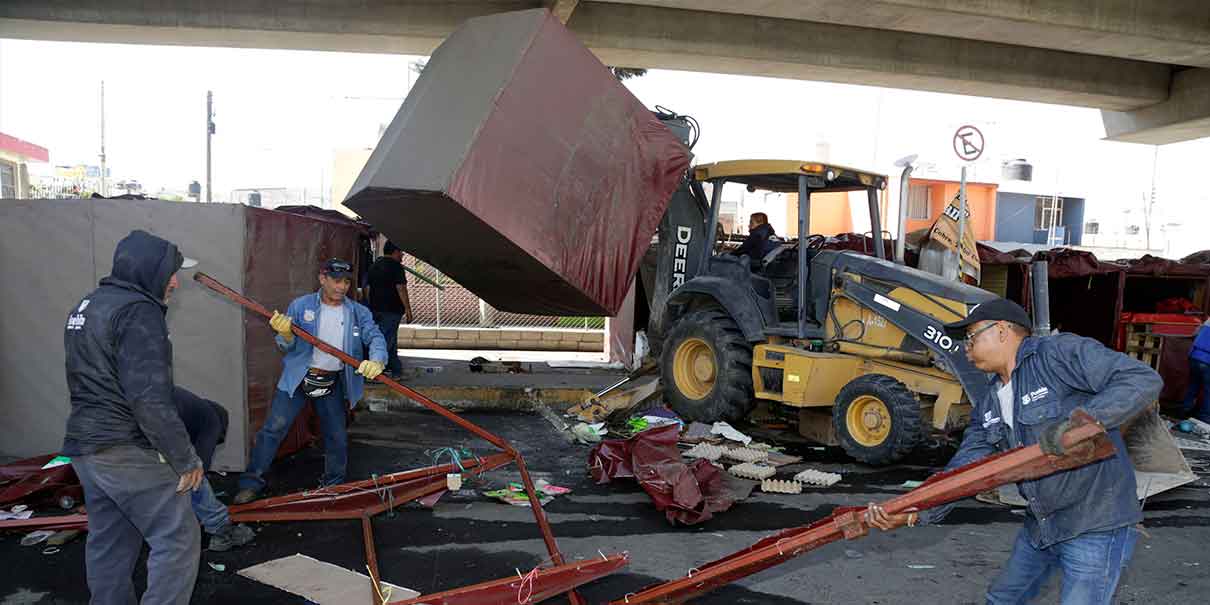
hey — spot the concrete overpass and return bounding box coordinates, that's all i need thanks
[2,1,1208,144]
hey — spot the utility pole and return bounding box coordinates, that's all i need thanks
[206,90,214,203]
[99,81,107,197]
[1145,145,1158,250]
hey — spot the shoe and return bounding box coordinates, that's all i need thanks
[209,523,255,552]
[232,488,260,505]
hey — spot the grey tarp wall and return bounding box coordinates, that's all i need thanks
[0,199,248,471]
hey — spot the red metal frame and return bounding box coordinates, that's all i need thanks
[611,410,1116,604]
[193,273,599,604]
[387,553,630,605]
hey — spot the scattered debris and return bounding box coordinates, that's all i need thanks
[680,421,717,444]
[722,447,770,463]
[571,422,607,444]
[589,424,747,525]
[900,480,925,489]
[906,564,936,570]
[765,451,803,467]
[20,530,55,547]
[208,562,226,572]
[238,553,419,605]
[711,421,752,445]
[483,480,572,508]
[844,549,864,560]
[40,456,71,470]
[45,529,81,546]
[760,479,803,494]
[683,443,725,462]
[0,507,33,521]
[729,463,777,481]
[794,469,842,487]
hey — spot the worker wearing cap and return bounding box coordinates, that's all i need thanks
[233,258,387,504]
[63,230,204,604]
[866,298,1160,605]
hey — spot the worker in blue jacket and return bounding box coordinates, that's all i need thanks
[1182,318,1210,423]
[233,258,387,504]
[866,298,1160,605]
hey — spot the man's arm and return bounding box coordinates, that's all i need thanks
[114,303,202,476]
[914,411,999,525]
[1047,334,1162,430]
[395,284,413,323]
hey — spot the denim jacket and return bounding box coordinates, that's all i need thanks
[920,333,1161,548]
[275,291,388,408]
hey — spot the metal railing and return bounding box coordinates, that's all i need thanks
[401,254,605,330]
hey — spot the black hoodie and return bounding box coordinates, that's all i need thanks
[62,230,200,474]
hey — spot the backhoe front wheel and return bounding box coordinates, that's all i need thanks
[833,374,923,465]
[661,310,754,424]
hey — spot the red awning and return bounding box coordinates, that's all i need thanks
[0,132,49,163]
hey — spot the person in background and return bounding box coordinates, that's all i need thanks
[731,212,778,264]
[1183,317,1210,423]
[365,241,414,379]
[173,387,255,551]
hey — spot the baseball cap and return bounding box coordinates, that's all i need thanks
[944,298,1032,336]
[322,258,353,279]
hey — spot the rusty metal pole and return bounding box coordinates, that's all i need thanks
[193,272,581,604]
[363,515,383,605]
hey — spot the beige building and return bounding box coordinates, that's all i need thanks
[329,147,374,217]
[0,132,49,199]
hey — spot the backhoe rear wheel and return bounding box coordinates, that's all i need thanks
[833,374,923,465]
[661,309,754,424]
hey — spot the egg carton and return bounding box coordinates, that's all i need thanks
[722,446,770,463]
[761,479,803,494]
[793,469,842,487]
[683,443,725,461]
[729,462,777,481]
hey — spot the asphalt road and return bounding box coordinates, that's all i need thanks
[2,409,1207,604]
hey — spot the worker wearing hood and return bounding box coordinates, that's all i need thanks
[63,229,204,604]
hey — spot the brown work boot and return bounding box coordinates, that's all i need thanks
[232,488,260,505]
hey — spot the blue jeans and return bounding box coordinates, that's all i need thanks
[239,379,348,491]
[987,526,1138,605]
[73,445,200,605]
[373,311,403,375]
[192,477,230,534]
[1183,358,1210,422]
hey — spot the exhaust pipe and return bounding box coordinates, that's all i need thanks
[1030,260,1051,336]
[893,155,917,265]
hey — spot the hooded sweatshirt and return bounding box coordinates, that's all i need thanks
[62,230,200,474]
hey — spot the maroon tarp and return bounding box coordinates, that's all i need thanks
[1123,254,1210,278]
[589,425,743,525]
[345,9,691,316]
[0,455,79,507]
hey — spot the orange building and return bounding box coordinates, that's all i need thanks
[903,178,998,240]
[784,190,890,237]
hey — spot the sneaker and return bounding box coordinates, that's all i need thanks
[209,523,255,552]
[232,488,260,505]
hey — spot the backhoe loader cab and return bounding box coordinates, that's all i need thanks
[658,160,998,465]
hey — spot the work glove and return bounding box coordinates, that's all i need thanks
[357,360,385,380]
[1038,419,1072,456]
[269,311,294,343]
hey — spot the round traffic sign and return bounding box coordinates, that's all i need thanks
[952,125,985,162]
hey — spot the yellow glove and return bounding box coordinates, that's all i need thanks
[269,311,294,342]
[357,360,385,380]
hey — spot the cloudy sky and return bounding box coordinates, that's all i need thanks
[2,39,1207,254]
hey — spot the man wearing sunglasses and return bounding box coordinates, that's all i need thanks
[866,298,1160,604]
[233,258,388,504]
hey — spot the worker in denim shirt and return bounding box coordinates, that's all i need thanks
[233,259,387,504]
[866,298,1160,605]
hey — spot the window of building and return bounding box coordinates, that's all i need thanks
[1035,196,1064,230]
[1084,221,1100,235]
[1125,224,1140,235]
[907,184,931,220]
[0,161,16,199]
